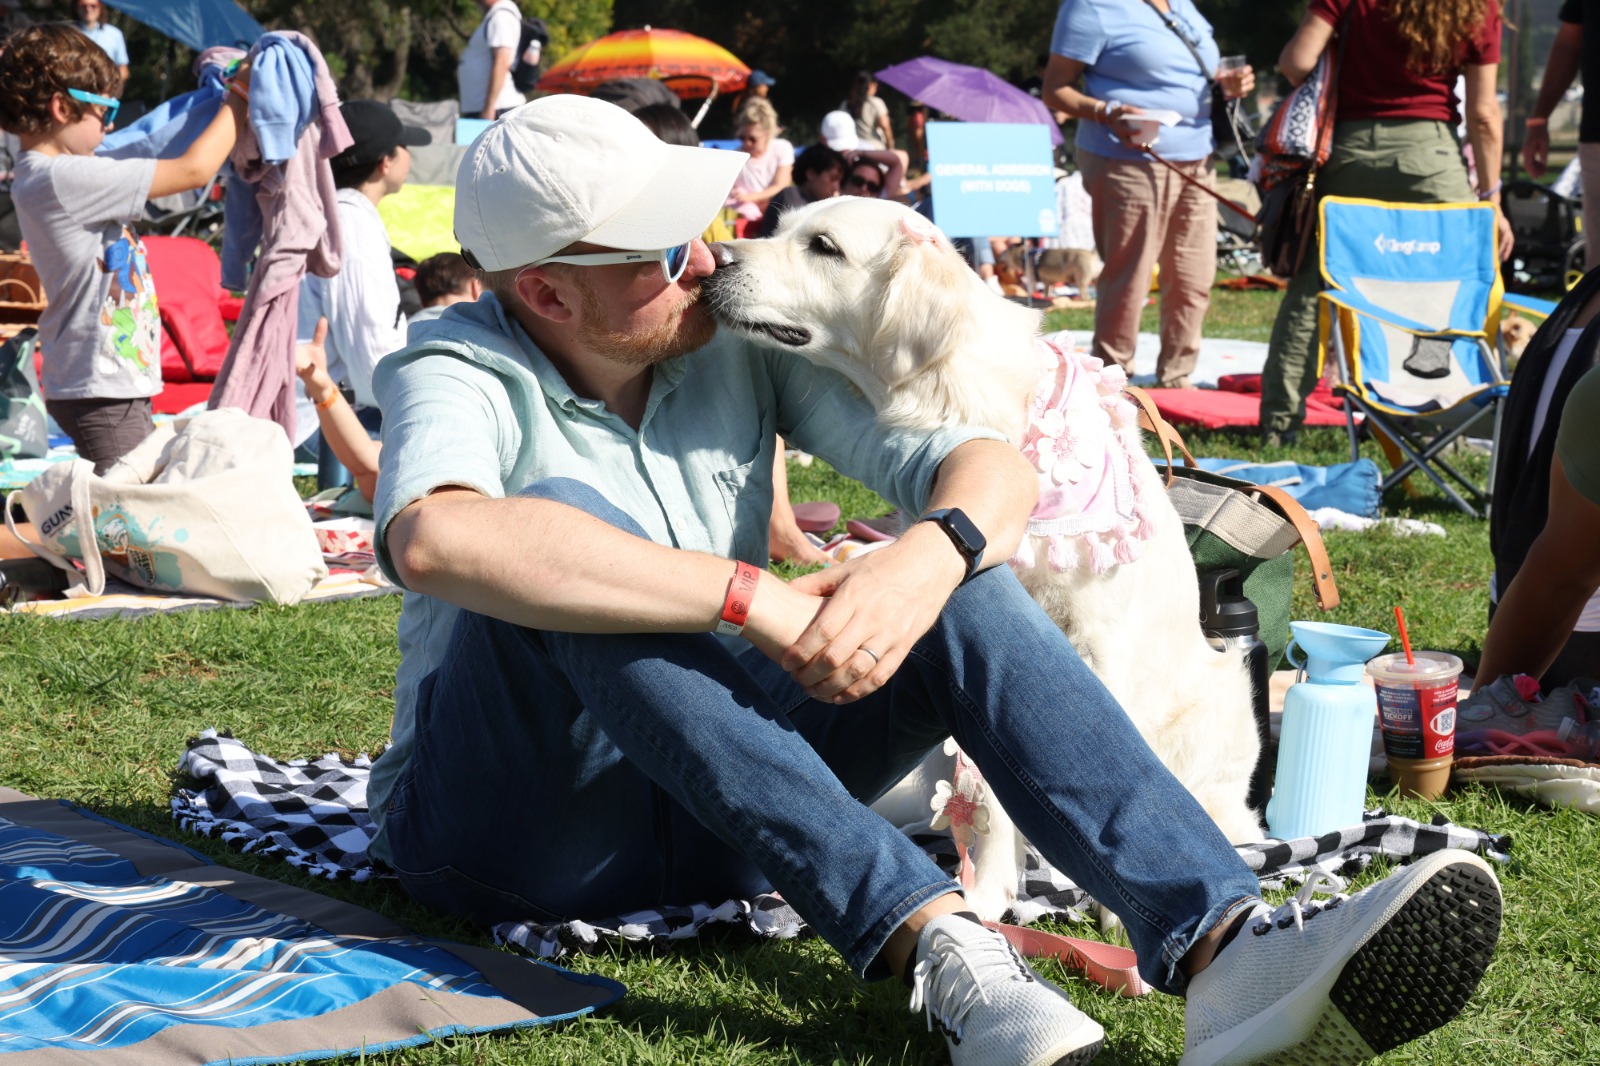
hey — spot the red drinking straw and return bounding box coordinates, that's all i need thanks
[1393,605,1415,665]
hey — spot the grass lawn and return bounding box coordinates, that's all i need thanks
[2,289,1596,1064]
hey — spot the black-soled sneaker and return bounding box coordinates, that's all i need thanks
[910,914,1105,1066]
[1180,849,1502,1066]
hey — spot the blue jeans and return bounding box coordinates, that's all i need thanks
[382,478,1261,992]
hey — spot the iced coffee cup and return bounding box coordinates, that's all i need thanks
[1368,652,1463,800]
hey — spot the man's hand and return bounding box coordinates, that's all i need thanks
[740,571,828,663]
[778,522,966,703]
[1522,123,1550,179]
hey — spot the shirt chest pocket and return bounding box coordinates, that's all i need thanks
[712,457,774,564]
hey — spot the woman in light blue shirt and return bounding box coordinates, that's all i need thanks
[74,0,128,90]
[1043,0,1253,387]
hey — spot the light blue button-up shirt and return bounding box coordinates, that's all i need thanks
[366,294,1002,855]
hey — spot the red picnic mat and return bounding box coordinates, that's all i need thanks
[1147,384,1349,429]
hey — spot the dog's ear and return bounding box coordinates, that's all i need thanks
[868,227,992,429]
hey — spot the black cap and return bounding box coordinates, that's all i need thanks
[1198,568,1259,638]
[333,99,431,169]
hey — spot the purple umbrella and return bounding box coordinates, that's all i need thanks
[876,57,1063,146]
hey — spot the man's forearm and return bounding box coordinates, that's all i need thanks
[483,48,512,116]
[1531,26,1583,120]
[920,438,1038,572]
[389,490,743,633]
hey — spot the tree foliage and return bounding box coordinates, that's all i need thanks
[101,0,617,112]
[614,0,1310,139]
[219,0,611,103]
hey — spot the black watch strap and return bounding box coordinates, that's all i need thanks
[918,507,987,583]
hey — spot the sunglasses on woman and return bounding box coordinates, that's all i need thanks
[66,88,119,128]
[845,173,882,196]
[531,240,694,284]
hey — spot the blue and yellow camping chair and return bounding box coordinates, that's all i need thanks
[1317,196,1523,518]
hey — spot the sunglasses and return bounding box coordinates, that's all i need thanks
[66,88,119,128]
[845,173,882,196]
[531,241,694,284]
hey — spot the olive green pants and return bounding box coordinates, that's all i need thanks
[1259,120,1474,436]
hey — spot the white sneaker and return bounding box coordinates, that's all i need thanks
[1180,849,1502,1066]
[909,914,1105,1066]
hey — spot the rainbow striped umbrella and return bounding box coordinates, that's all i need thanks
[538,27,751,99]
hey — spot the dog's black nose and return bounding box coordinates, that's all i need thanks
[707,242,738,268]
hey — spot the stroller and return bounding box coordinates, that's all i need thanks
[1502,180,1585,294]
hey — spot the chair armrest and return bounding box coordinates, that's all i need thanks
[1500,292,1558,321]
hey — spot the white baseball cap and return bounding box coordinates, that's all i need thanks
[454,95,749,273]
[819,110,860,152]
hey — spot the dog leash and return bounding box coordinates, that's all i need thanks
[1140,145,1258,224]
[936,751,1152,997]
[985,922,1150,997]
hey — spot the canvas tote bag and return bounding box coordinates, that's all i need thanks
[1125,388,1340,668]
[5,408,327,603]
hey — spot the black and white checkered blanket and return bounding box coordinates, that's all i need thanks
[172,731,1513,960]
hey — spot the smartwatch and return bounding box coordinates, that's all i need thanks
[918,508,987,584]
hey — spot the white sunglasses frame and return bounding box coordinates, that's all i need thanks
[530,242,693,283]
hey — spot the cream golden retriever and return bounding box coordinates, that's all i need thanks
[704,197,1262,921]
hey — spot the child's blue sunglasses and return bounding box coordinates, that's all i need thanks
[66,88,120,127]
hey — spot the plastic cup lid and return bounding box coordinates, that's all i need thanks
[1367,651,1463,683]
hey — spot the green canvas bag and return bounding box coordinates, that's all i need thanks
[1125,387,1341,670]
[0,328,47,461]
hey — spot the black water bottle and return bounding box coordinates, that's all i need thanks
[1198,568,1273,817]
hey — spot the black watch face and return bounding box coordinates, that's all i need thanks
[943,508,987,556]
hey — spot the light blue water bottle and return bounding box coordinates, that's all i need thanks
[1266,621,1391,841]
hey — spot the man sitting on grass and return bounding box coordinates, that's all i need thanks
[368,95,1503,1066]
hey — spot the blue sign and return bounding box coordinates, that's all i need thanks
[456,118,495,146]
[926,122,1058,239]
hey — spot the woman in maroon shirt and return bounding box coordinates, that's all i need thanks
[1259,0,1512,444]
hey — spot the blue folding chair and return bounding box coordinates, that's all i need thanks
[1317,196,1511,517]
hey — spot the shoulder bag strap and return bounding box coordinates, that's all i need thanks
[3,466,104,596]
[1124,385,1195,487]
[1250,483,1340,610]
[1122,388,1340,609]
[1140,0,1214,87]
[1307,11,1353,178]
[66,459,106,596]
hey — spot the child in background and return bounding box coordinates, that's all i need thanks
[295,317,379,505]
[407,251,481,332]
[0,24,247,472]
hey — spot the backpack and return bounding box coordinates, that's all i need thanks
[512,16,550,94]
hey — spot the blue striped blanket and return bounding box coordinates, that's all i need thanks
[0,789,621,1063]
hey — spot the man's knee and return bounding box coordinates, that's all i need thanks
[514,477,648,538]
